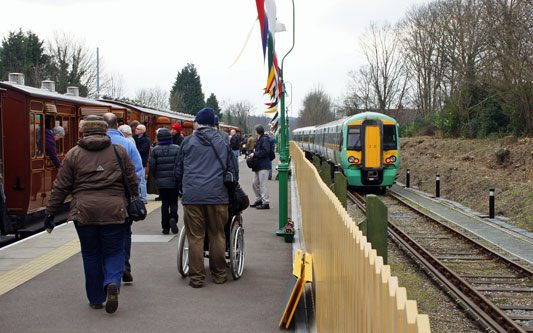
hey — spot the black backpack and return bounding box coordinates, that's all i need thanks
[268,137,276,161]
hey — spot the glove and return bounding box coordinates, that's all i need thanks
[44,214,55,233]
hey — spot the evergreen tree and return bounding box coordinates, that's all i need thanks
[169,63,205,114]
[0,29,49,87]
[206,93,222,118]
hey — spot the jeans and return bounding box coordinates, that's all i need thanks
[159,188,178,230]
[139,167,147,201]
[74,222,126,305]
[124,220,132,270]
[252,169,270,204]
[232,150,239,173]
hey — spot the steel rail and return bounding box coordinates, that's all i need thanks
[347,191,528,333]
[388,191,533,278]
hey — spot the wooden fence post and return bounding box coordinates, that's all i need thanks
[366,195,388,264]
[334,171,347,208]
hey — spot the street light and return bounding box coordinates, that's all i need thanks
[276,0,295,236]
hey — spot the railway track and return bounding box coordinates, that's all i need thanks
[347,190,533,333]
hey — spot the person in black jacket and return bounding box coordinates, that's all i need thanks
[135,124,150,202]
[149,128,180,234]
[170,123,184,146]
[249,125,271,209]
[229,129,240,173]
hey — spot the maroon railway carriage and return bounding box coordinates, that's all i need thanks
[0,76,120,231]
[0,74,240,235]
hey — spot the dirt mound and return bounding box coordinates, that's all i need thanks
[397,136,533,232]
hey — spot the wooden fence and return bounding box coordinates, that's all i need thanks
[290,142,430,332]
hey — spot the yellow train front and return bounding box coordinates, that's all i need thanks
[292,112,399,188]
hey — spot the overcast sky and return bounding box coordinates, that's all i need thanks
[0,0,430,116]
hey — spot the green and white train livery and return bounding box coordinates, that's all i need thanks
[292,112,399,187]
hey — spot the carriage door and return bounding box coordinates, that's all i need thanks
[362,119,383,170]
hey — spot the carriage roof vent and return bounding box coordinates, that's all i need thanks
[66,86,79,97]
[8,73,25,85]
[41,80,55,93]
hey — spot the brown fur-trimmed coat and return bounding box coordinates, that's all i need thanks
[46,132,138,226]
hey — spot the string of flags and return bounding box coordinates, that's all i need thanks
[255,0,286,132]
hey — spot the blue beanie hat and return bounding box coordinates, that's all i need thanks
[194,108,215,126]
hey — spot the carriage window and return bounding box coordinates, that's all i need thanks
[383,125,397,150]
[35,114,43,157]
[347,125,362,150]
[62,117,72,151]
[55,118,64,155]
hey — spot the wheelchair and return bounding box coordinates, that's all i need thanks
[177,212,245,280]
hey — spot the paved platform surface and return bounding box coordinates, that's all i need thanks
[391,184,533,265]
[0,158,292,332]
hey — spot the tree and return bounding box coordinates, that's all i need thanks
[206,93,222,118]
[101,72,125,99]
[0,29,49,87]
[46,32,98,97]
[297,87,335,127]
[169,63,205,114]
[358,22,409,112]
[135,86,170,109]
[223,100,254,134]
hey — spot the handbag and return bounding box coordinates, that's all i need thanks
[202,134,249,213]
[112,145,147,221]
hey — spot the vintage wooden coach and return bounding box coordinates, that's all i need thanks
[0,73,238,234]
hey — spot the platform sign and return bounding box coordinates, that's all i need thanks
[279,249,313,329]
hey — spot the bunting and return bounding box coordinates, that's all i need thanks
[255,0,285,118]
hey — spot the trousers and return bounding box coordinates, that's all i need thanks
[159,188,178,230]
[252,169,270,204]
[184,204,228,285]
[74,222,126,305]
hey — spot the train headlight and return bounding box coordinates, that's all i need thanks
[390,155,396,163]
[348,156,355,163]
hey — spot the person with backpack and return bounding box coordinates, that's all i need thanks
[248,124,271,210]
[265,133,276,180]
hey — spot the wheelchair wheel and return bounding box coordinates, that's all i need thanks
[177,226,189,277]
[229,215,244,280]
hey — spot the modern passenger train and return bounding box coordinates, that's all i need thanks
[292,112,399,188]
[0,73,239,238]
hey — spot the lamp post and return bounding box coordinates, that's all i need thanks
[276,0,295,235]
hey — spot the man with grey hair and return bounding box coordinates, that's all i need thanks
[45,125,65,169]
[135,124,150,203]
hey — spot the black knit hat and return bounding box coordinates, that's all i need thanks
[157,128,171,141]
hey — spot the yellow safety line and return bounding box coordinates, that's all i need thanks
[0,201,162,296]
[0,238,80,295]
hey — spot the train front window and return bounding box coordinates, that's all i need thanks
[347,126,362,150]
[383,125,397,150]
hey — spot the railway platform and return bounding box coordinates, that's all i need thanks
[0,158,294,332]
[392,183,533,265]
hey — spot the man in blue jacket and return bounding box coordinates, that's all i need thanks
[249,125,271,209]
[104,113,143,283]
[176,108,237,288]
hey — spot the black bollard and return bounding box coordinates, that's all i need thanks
[406,169,410,188]
[436,175,440,198]
[489,189,495,218]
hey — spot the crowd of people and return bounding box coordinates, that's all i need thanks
[44,107,275,314]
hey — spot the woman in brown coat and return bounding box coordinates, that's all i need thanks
[45,115,138,314]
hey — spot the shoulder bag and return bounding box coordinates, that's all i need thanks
[112,145,147,221]
[202,134,250,213]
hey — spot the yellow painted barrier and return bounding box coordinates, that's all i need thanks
[290,142,431,333]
